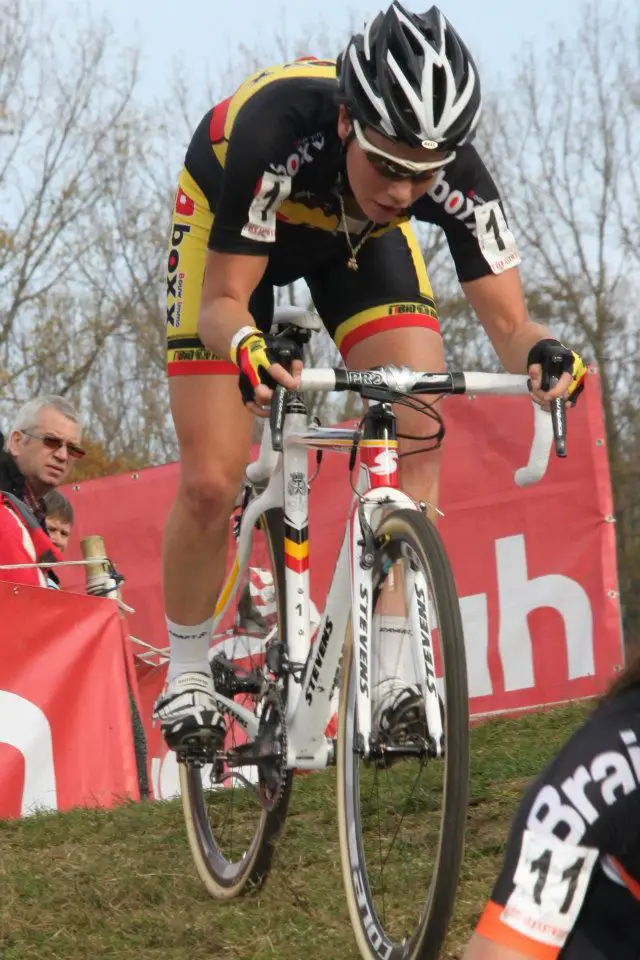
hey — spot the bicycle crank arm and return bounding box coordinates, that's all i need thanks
[225,741,284,767]
[211,692,261,738]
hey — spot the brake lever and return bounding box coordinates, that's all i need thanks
[527,368,567,459]
[267,336,302,453]
[270,385,287,453]
[549,378,567,458]
[539,350,568,460]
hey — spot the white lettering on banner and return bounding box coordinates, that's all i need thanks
[147,531,595,789]
[151,752,180,802]
[496,535,594,692]
[0,691,57,815]
[459,593,492,698]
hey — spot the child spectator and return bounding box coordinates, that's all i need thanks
[44,490,74,554]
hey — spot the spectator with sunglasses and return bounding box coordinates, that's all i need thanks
[156,3,587,751]
[0,396,84,588]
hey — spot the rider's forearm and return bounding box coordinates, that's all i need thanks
[463,271,558,375]
[489,319,557,375]
[198,297,259,360]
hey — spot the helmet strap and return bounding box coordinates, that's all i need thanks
[342,127,356,151]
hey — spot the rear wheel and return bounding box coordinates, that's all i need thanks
[336,508,469,959]
[179,504,292,899]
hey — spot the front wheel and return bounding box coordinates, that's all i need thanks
[336,508,469,959]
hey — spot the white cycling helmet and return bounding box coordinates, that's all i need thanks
[337,3,482,151]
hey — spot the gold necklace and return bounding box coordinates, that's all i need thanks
[338,193,377,271]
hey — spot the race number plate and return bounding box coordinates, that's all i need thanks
[501,829,598,948]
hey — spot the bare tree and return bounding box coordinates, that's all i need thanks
[0,2,135,380]
[482,0,640,633]
[0,0,176,461]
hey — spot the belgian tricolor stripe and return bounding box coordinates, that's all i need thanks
[284,521,309,573]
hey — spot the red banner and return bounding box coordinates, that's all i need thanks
[0,584,141,818]
[438,370,621,715]
[55,370,622,798]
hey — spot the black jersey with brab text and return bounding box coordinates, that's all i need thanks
[476,687,640,959]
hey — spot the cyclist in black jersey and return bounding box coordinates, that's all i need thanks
[154,3,587,750]
[463,656,640,960]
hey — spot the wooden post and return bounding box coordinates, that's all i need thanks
[80,535,120,600]
[80,534,149,799]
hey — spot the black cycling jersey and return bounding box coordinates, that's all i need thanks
[183,58,519,284]
[165,57,521,377]
[475,686,640,959]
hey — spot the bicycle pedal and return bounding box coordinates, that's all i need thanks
[175,728,224,767]
[176,742,218,767]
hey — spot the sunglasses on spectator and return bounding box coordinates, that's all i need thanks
[22,430,86,459]
[352,119,456,182]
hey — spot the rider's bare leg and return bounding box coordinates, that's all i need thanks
[344,327,446,718]
[344,326,445,516]
[163,373,253,678]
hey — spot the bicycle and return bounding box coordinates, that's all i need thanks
[178,306,567,960]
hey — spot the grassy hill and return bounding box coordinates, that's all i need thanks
[0,702,592,960]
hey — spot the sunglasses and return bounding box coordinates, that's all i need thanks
[22,430,86,459]
[352,119,456,182]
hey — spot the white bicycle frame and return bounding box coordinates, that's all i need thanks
[209,367,556,770]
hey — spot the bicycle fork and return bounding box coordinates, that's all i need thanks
[352,402,445,761]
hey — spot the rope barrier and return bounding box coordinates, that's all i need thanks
[0,557,111,570]
[0,557,135,614]
[129,635,169,663]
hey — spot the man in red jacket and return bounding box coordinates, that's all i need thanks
[0,395,84,587]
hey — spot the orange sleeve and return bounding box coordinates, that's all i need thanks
[475,901,560,960]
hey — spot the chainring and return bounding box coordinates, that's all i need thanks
[256,686,288,812]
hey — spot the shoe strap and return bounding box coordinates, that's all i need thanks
[168,672,212,695]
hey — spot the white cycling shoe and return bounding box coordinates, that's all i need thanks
[153,671,226,753]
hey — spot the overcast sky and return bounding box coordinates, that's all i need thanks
[52,0,593,103]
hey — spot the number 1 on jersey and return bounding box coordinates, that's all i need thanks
[485,206,506,251]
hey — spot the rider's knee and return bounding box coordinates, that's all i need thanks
[399,436,443,472]
[180,470,240,525]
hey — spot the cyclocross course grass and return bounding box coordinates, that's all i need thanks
[1,701,592,960]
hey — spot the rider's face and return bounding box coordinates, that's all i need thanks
[337,106,451,223]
